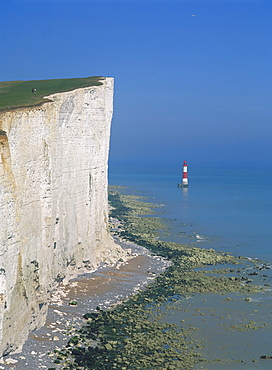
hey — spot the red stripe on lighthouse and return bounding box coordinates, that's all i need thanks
[182,161,188,185]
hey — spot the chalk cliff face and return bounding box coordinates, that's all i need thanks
[0,78,122,355]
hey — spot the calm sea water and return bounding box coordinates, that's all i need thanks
[109,165,272,262]
[109,164,272,369]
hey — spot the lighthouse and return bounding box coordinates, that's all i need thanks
[178,161,188,188]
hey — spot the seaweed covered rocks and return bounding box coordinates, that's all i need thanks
[49,187,263,369]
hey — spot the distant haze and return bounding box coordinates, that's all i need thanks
[1,0,271,169]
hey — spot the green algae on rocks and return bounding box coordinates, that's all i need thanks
[108,188,260,297]
[52,305,201,369]
[49,187,262,369]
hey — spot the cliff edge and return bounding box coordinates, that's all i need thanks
[0,77,123,356]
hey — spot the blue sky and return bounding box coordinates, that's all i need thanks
[1,0,271,168]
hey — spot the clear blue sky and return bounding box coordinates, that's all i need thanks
[1,0,271,168]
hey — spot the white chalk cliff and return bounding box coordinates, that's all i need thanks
[0,78,123,356]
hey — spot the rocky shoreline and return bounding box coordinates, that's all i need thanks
[1,238,169,369]
[2,188,271,369]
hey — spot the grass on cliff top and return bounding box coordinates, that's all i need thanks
[0,76,103,111]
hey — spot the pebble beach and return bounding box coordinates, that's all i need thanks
[2,238,169,369]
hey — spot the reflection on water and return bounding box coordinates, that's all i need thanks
[182,187,188,197]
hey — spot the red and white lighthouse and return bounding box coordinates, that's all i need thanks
[182,161,188,186]
[178,161,189,188]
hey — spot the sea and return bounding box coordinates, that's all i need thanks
[109,164,272,369]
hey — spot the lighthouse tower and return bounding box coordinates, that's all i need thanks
[178,161,189,188]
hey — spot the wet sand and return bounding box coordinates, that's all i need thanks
[1,239,170,369]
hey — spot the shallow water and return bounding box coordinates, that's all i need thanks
[163,289,272,369]
[109,165,272,261]
[109,164,272,368]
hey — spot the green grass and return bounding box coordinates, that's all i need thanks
[0,76,103,111]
